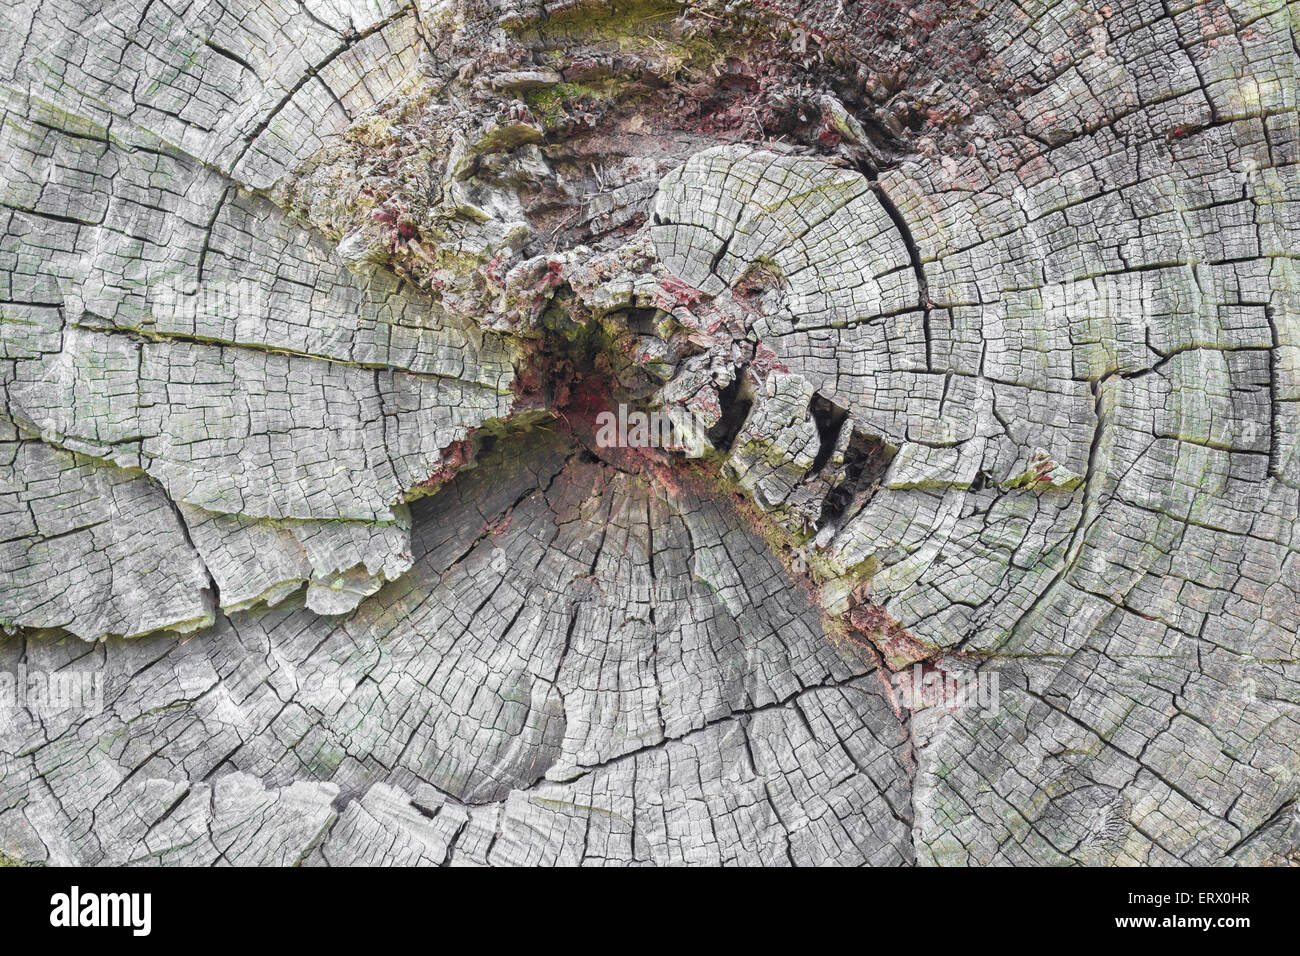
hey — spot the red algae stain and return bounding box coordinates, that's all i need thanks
[751,341,790,376]
[847,590,941,671]
[655,276,705,309]
[418,436,475,491]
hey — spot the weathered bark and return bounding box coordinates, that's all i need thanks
[0,0,1297,865]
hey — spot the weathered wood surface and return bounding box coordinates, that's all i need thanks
[0,0,1297,865]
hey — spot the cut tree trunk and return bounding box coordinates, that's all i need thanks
[0,0,1296,865]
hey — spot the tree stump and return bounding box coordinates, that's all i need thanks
[0,0,1296,865]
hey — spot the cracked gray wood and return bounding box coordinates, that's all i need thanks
[0,0,1297,865]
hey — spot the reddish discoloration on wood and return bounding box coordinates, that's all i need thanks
[846,587,940,671]
[656,276,705,309]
